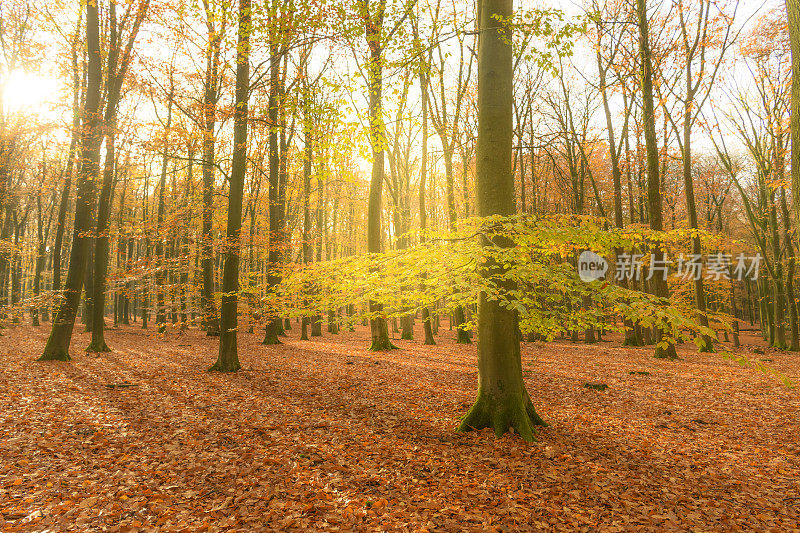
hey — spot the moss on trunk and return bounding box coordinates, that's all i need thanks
[458,388,547,442]
[369,316,397,351]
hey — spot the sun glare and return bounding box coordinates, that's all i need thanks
[1,70,60,117]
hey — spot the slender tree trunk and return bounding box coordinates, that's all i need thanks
[155,78,174,334]
[53,28,82,305]
[363,0,396,351]
[262,39,285,345]
[211,0,249,372]
[596,41,638,346]
[200,21,222,337]
[86,126,116,351]
[636,0,677,359]
[681,98,713,351]
[32,195,45,326]
[311,173,324,337]
[417,41,435,346]
[39,0,102,361]
[300,93,313,342]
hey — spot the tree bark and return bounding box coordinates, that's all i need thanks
[210,0,249,372]
[362,0,396,351]
[39,0,102,361]
[457,0,546,441]
[788,0,800,239]
[200,9,223,337]
[262,37,285,345]
[636,0,677,359]
[154,77,174,335]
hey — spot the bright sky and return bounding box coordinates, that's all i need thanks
[1,69,61,116]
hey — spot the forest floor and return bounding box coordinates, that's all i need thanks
[0,321,799,532]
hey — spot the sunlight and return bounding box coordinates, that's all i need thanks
[1,69,59,116]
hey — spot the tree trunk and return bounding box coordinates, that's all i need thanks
[32,194,46,326]
[154,78,174,335]
[681,97,712,351]
[200,18,222,337]
[417,36,435,346]
[311,173,324,337]
[210,0,249,372]
[300,91,313,342]
[788,0,800,242]
[39,0,102,361]
[86,126,116,351]
[457,0,546,441]
[636,0,677,360]
[363,0,396,351]
[262,38,285,345]
[53,26,82,303]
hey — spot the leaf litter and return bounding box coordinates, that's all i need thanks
[0,324,799,531]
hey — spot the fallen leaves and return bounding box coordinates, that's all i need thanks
[0,323,799,530]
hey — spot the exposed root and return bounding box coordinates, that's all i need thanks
[369,338,399,351]
[208,359,241,372]
[38,348,71,362]
[86,341,112,353]
[262,335,282,345]
[457,392,547,442]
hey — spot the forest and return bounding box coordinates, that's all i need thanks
[2,0,800,529]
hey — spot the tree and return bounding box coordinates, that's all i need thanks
[38,0,102,361]
[456,0,547,441]
[636,0,678,360]
[410,6,436,346]
[52,18,82,301]
[427,0,474,344]
[663,0,737,352]
[360,0,400,351]
[87,0,150,352]
[788,0,800,244]
[210,0,250,372]
[199,0,228,337]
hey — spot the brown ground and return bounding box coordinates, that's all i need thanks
[0,320,798,531]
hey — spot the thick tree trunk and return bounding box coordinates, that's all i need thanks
[210,0,249,372]
[780,178,799,350]
[457,0,546,441]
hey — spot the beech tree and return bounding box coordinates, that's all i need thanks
[456,0,547,441]
[38,0,102,361]
[210,0,250,372]
[636,0,678,360]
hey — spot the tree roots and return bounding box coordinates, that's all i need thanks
[457,392,547,442]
